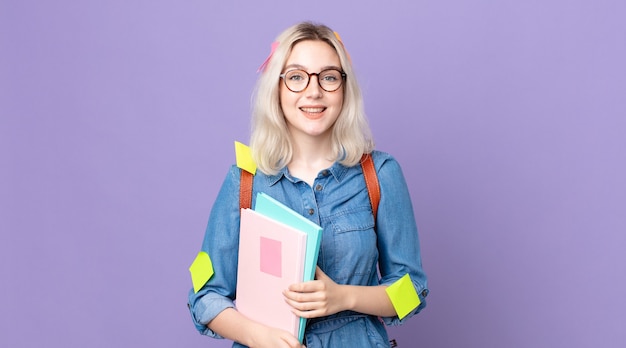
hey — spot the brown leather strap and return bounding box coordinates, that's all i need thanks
[360,153,380,223]
[239,170,254,210]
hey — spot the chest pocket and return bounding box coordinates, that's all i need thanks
[327,207,378,283]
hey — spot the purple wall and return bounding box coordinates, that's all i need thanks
[2,1,625,347]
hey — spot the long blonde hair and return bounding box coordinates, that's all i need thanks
[250,22,374,175]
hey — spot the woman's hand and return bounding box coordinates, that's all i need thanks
[207,308,305,348]
[283,266,349,318]
[249,326,306,348]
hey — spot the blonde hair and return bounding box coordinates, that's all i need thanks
[250,21,374,175]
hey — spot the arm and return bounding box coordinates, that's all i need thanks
[187,167,304,347]
[284,266,396,318]
[187,166,241,336]
[375,154,429,324]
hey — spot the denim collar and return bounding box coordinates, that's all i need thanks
[264,161,349,186]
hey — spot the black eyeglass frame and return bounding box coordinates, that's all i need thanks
[279,68,347,93]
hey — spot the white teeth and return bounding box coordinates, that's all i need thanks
[300,107,325,113]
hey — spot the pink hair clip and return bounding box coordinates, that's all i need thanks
[257,41,279,73]
[334,31,351,63]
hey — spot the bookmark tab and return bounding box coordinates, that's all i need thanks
[235,141,257,175]
[189,251,214,293]
[385,273,421,320]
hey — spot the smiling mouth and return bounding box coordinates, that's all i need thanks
[299,107,326,113]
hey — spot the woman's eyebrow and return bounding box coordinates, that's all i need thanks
[284,64,306,70]
[283,64,342,72]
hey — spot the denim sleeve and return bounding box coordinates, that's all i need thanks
[187,165,242,337]
[373,153,429,326]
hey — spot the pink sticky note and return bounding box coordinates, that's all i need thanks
[260,236,282,277]
[257,41,279,73]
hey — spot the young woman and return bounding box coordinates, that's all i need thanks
[188,22,428,348]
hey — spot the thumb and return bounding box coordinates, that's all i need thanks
[314,266,328,280]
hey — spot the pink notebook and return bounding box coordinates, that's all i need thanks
[236,208,307,337]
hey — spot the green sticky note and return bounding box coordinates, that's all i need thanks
[189,251,214,293]
[235,141,257,175]
[385,273,421,320]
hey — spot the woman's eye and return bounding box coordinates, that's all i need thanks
[289,74,305,81]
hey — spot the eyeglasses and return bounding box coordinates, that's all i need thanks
[279,68,347,93]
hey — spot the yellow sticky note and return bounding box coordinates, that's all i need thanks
[385,273,421,320]
[235,141,257,175]
[189,251,214,293]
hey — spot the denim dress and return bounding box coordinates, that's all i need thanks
[188,151,428,347]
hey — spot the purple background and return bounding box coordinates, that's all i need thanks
[2,1,625,347]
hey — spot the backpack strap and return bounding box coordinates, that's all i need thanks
[360,153,380,223]
[239,169,254,210]
[239,153,380,223]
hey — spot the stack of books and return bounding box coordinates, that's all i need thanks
[236,192,322,343]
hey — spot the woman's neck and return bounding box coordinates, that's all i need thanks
[288,137,334,186]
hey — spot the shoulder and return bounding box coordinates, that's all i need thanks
[370,150,393,162]
[224,164,243,183]
[369,150,408,184]
[224,164,271,179]
[225,164,279,190]
[370,150,400,171]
